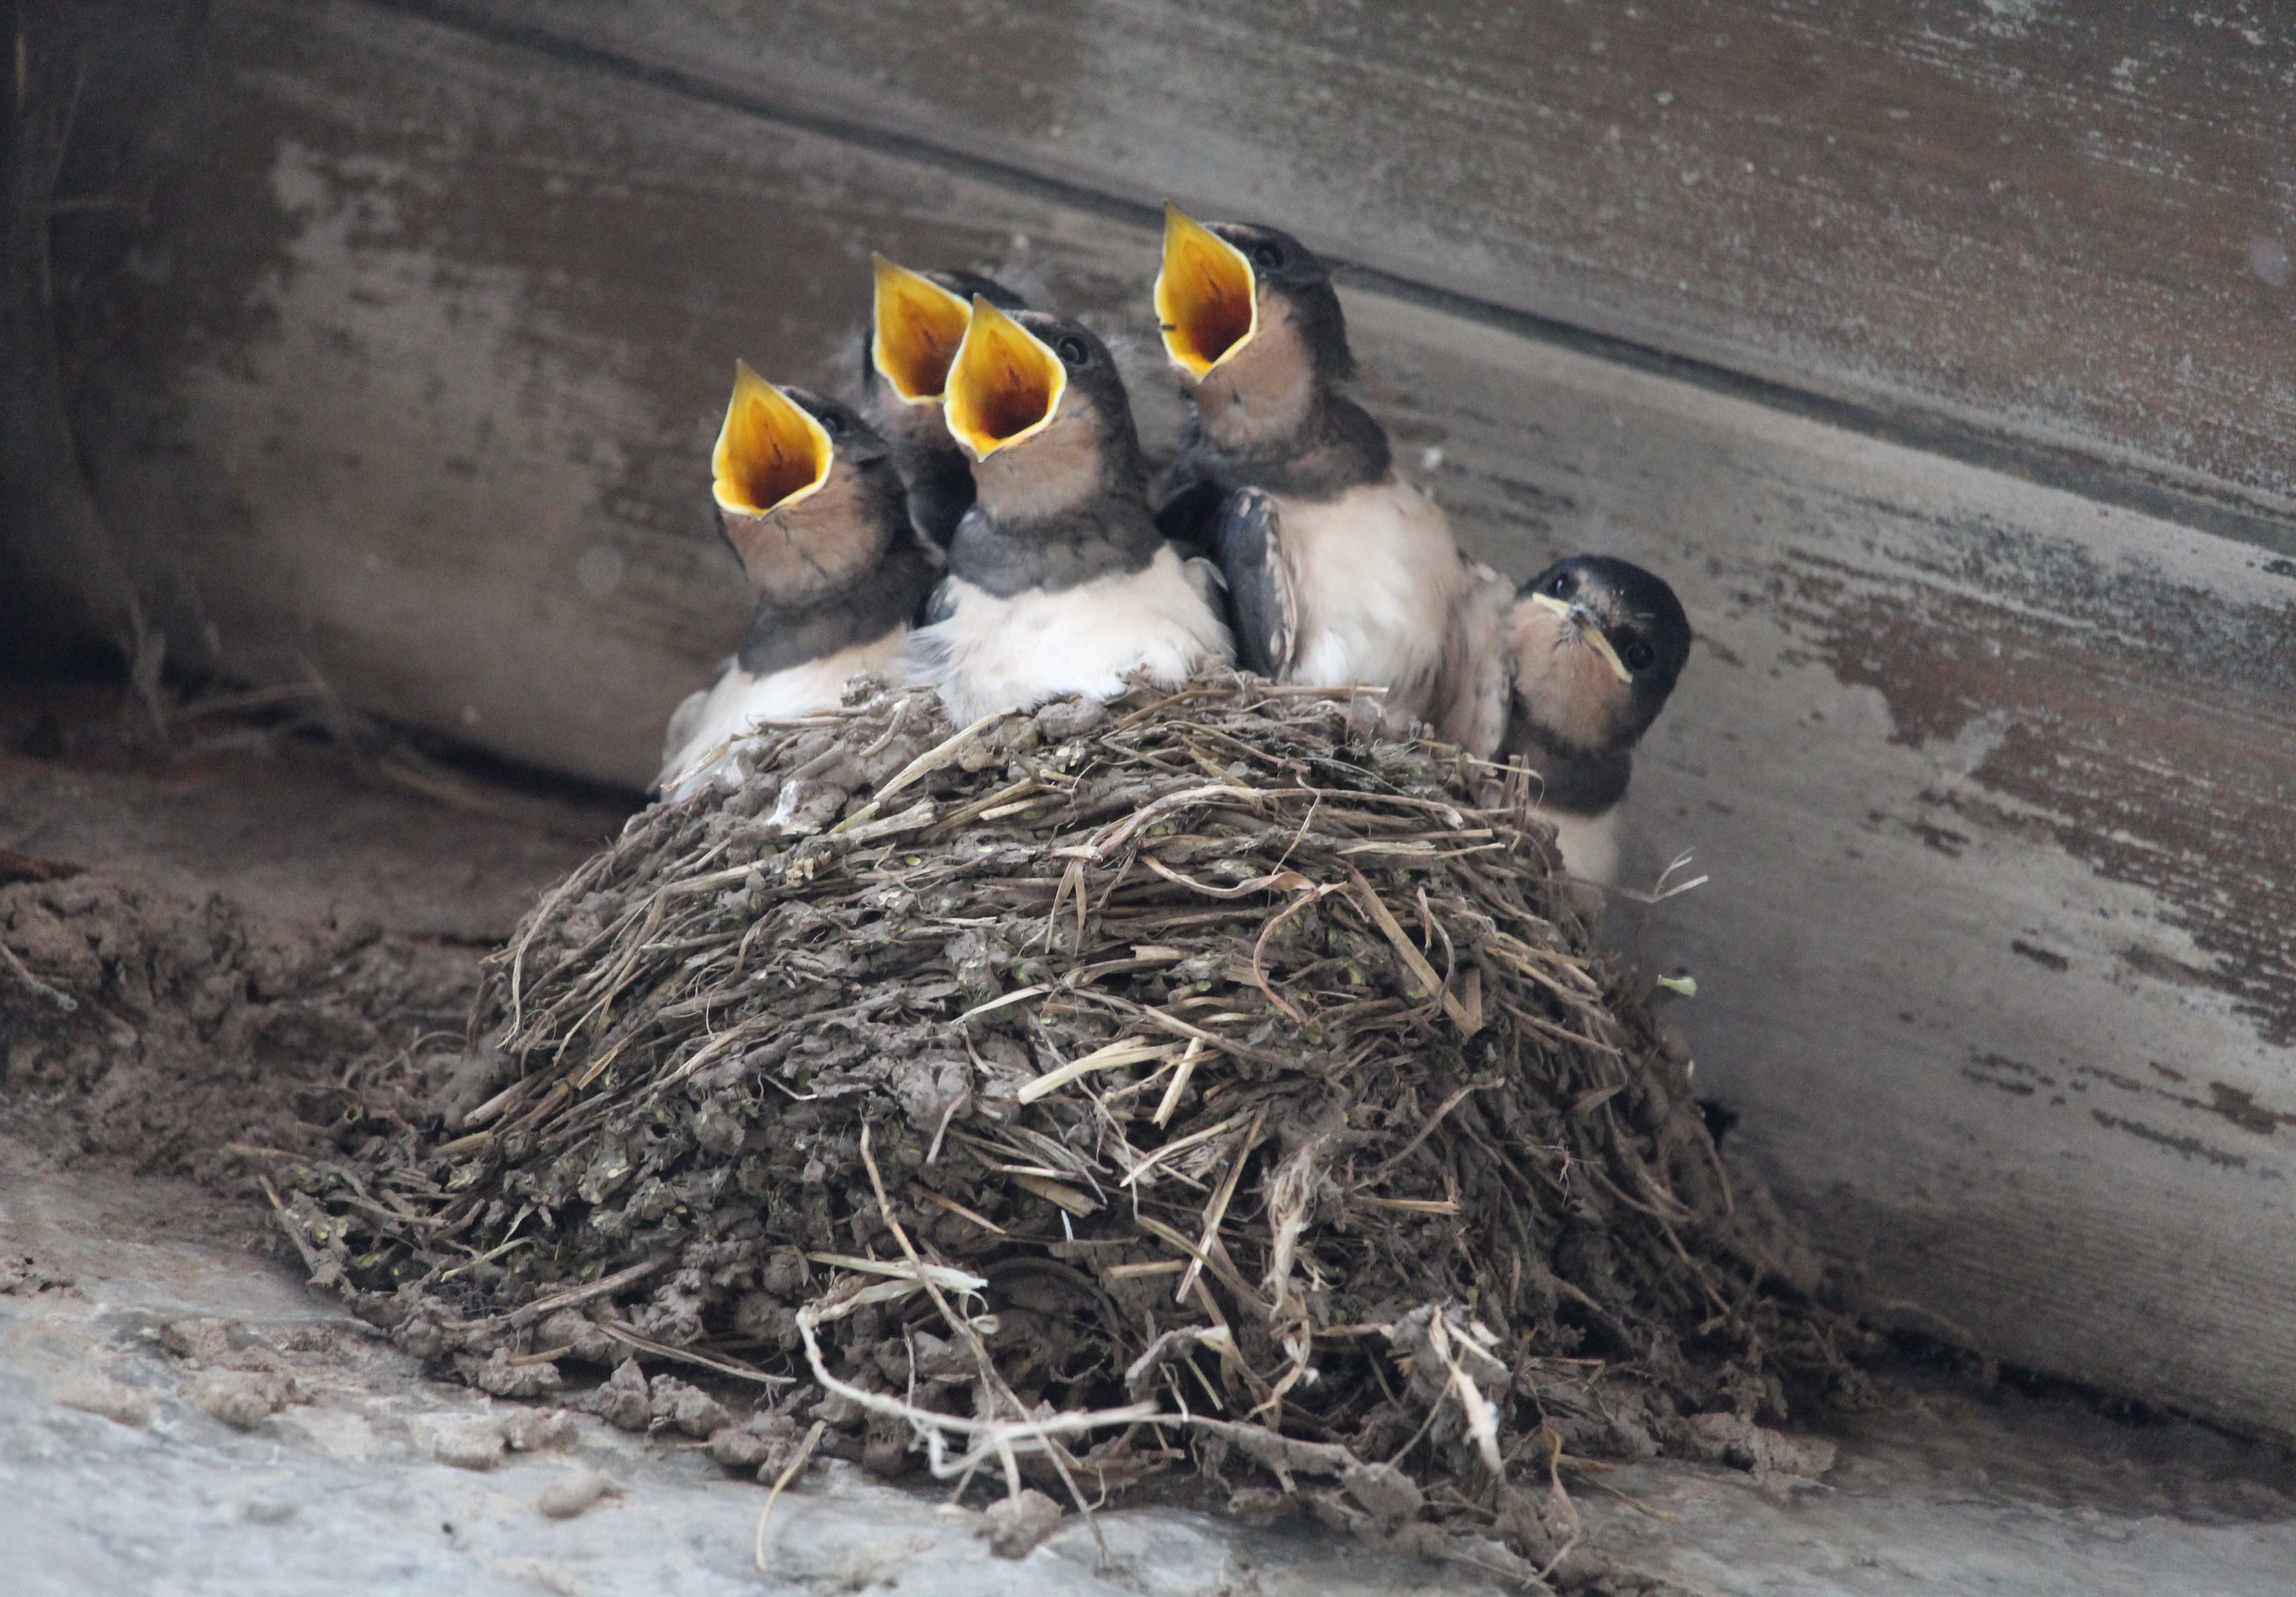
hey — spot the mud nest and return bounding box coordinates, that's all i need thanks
[270,676,1853,1583]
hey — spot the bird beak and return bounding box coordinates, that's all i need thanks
[871,255,975,406]
[1527,591,1634,683]
[1155,203,1258,378]
[942,296,1066,461]
[713,360,832,518]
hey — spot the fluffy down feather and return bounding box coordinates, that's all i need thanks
[656,632,910,798]
[915,545,1232,724]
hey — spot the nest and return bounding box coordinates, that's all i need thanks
[271,676,1850,1583]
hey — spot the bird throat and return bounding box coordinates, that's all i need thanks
[1501,718,1633,816]
[951,414,1162,599]
[1191,317,1317,454]
[970,408,1106,528]
[733,469,892,605]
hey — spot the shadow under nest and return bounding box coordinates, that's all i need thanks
[271,674,1859,1585]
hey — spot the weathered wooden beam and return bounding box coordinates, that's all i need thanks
[426,0,2296,532]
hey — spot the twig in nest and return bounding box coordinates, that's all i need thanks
[1428,1311,1504,1476]
[1176,1105,1265,1304]
[592,1318,794,1387]
[791,1310,1159,1486]
[855,1125,1112,1554]
[1247,879,1346,1026]
[1531,1425,1584,1585]
[1343,862,1481,1034]
[0,939,75,1012]
[505,1257,671,1328]
[1152,1036,1204,1128]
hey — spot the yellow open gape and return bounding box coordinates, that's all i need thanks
[1155,204,1258,378]
[712,360,832,517]
[942,298,1066,461]
[870,255,975,405]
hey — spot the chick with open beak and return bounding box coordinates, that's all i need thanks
[860,255,1031,551]
[1467,555,1692,884]
[1153,206,1473,736]
[656,362,937,797]
[913,298,1231,723]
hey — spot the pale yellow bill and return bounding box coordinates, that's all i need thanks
[942,297,1066,461]
[1527,591,1634,683]
[1154,203,1258,378]
[871,255,975,405]
[713,360,832,517]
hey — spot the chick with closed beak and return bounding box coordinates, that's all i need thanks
[1448,554,1691,884]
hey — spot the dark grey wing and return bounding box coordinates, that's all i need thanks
[1148,420,1226,560]
[921,574,959,628]
[1153,476,1228,561]
[898,444,977,550]
[1211,488,1295,680]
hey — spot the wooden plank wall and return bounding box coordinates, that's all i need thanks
[53,0,2296,1438]
[441,0,2296,529]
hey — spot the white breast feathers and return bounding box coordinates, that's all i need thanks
[917,544,1234,724]
[656,630,910,799]
[1277,477,1468,726]
[1543,804,1622,887]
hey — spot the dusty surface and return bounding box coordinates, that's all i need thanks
[5,678,2296,1593]
[0,681,621,938]
[9,1140,2296,1597]
[0,680,621,1191]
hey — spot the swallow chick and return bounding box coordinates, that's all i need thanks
[657,363,937,797]
[861,255,1031,551]
[1486,555,1692,884]
[1153,206,1472,732]
[913,297,1232,723]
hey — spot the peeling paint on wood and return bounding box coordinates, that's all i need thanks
[441,0,2296,519]
[1792,546,2296,1050]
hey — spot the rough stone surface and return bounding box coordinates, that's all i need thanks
[45,1371,155,1431]
[535,1467,621,1519]
[428,1417,509,1471]
[501,1408,579,1453]
[181,1369,293,1430]
[981,1489,1064,1560]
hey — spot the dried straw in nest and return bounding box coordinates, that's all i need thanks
[271,675,1850,1582]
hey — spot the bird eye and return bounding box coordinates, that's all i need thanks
[1546,571,1572,597]
[1622,639,1655,671]
[1250,241,1283,269]
[818,410,845,437]
[1054,334,1090,366]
